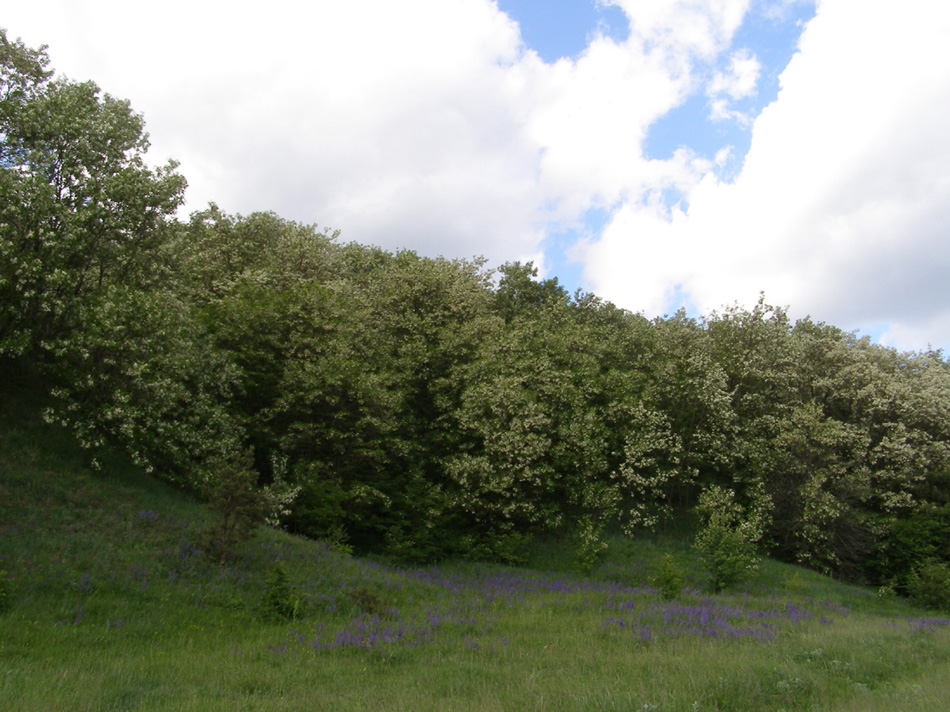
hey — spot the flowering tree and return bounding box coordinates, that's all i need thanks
[0,30,185,359]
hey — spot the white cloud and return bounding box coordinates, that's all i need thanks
[706,48,760,121]
[708,49,760,100]
[609,0,750,61]
[6,0,546,263]
[581,0,950,351]
[3,0,750,260]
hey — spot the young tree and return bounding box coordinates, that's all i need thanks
[695,484,770,592]
[202,448,298,565]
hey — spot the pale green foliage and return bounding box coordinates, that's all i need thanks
[5,30,950,581]
[264,452,301,527]
[655,553,685,600]
[0,29,52,104]
[649,313,738,478]
[695,485,768,592]
[0,44,185,357]
[445,299,617,547]
[174,205,340,306]
[707,298,950,581]
[1,29,216,485]
[42,286,243,481]
[766,402,871,572]
[447,369,557,529]
[611,403,683,533]
[573,515,608,575]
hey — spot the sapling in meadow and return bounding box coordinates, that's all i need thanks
[574,515,609,575]
[655,553,685,600]
[201,448,299,564]
[695,484,769,592]
[260,563,298,621]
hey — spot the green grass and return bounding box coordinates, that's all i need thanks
[2,362,949,711]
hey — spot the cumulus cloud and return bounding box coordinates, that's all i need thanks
[6,0,546,263]
[4,0,750,262]
[707,48,760,121]
[581,0,950,350]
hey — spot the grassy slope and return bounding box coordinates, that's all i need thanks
[1,363,949,711]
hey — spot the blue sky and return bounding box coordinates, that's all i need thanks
[499,0,817,305]
[497,1,630,62]
[5,0,950,352]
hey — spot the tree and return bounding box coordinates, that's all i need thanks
[1,31,237,485]
[494,261,569,323]
[764,402,871,574]
[201,448,299,565]
[43,284,244,480]
[695,485,769,592]
[0,29,185,359]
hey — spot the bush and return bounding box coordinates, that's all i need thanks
[694,486,763,593]
[260,564,298,621]
[697,523,758,593]
[574,516,608,576]
[0,570,12,614]
[347,587,393,617]
[655,553,685,600]
[906,559,950,612]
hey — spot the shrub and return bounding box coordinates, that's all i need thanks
[906,558,950,612]
[574,516,608,576]
[260,564,298,621]
[695,485,764,593]
[655,553,685,600]
[347,587,393,617]
[0,570,12,614]
[697,523,759,593]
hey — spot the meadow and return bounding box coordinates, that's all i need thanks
[1,378,949,712]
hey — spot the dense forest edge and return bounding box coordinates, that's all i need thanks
[4,370,950,711]
[2,28,950,611]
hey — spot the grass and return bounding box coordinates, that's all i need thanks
[2,362,949,710]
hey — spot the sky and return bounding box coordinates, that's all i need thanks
[4,0,950,353]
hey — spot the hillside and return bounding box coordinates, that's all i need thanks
[2,367,950,711]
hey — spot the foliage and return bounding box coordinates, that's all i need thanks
[695,485,767,592]
[260,564,298,621]
[4,30,950,584]
[655,553,685,600]
[0,30,185,359]
[201,448,298,564]
[41,285,243,480]
[573,515,608,575]
[869,506,950,591]
[4,398,950,712]
[0,569,11,613]
[346,587,393,617]
[906,559,950,612]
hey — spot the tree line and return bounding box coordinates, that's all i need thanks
[2,30,948,596]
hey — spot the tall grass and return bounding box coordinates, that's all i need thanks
[2,363,949,711]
